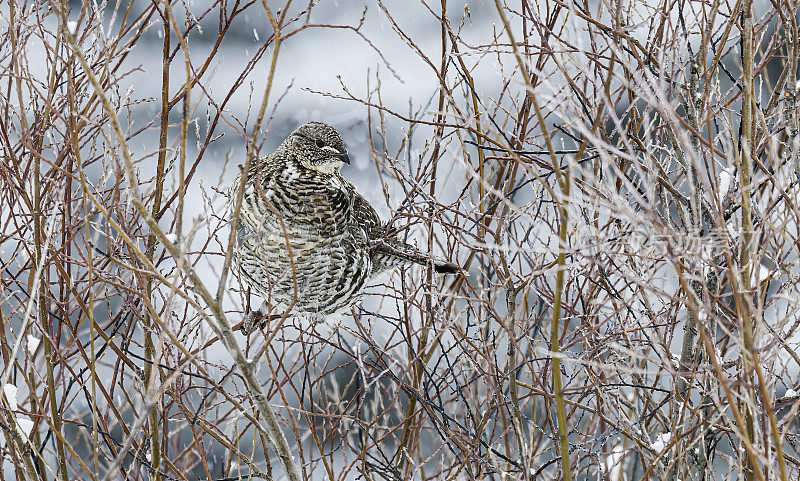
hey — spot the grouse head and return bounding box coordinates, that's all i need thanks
[287,122,350,174]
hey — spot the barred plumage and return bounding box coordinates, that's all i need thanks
[230,122,457,321]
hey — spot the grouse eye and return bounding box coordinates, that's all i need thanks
[315,139,325,148]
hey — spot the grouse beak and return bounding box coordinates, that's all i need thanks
[338,152,350,165]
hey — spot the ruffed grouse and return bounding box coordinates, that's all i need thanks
[231,122,457,323]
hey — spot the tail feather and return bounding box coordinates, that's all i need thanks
[433,261,459,274]
[373,241,458,274]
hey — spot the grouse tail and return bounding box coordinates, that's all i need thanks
[374,241,458,274]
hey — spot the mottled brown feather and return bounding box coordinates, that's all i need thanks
[230,122,457,318]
